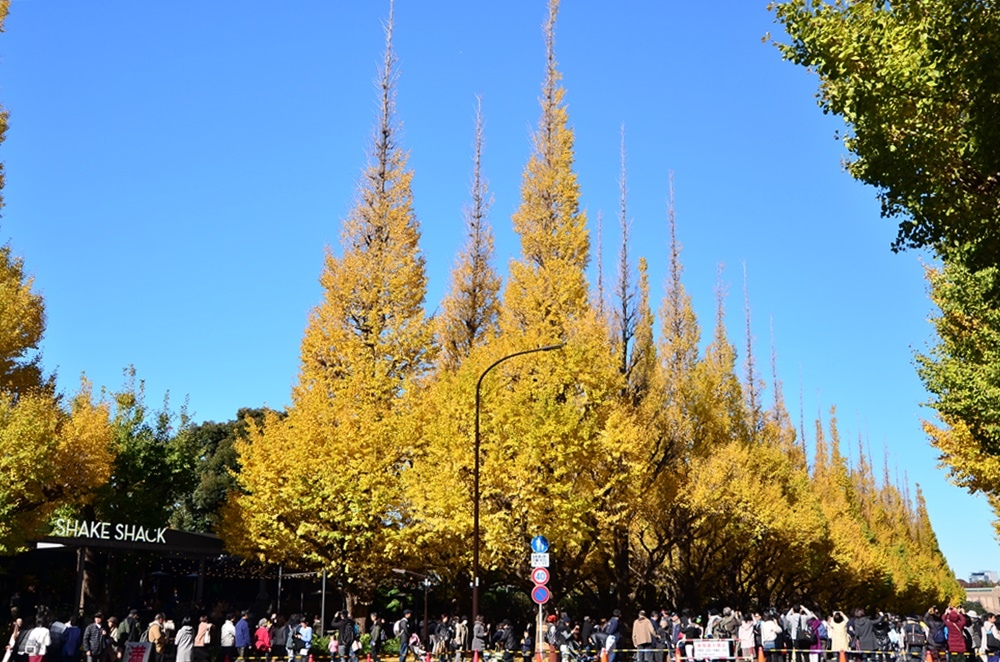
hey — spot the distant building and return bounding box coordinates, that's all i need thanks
[970,571,999,584]
[966,586,1000,612]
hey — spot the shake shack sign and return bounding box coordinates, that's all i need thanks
[40,518,226,556]
[52,518,168,544]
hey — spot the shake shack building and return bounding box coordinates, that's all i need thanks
[3,517,241,618]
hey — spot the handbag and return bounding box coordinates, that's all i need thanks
[351,640,362,653]
[986,631,1000,653]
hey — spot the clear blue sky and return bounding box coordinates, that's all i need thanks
[2,1,995,580]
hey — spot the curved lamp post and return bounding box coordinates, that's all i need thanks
[472,343,564,624]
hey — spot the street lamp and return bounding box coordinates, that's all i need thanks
[472,343,564,625]
[392,568,433,644]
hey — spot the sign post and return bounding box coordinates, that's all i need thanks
[530,536,550,662]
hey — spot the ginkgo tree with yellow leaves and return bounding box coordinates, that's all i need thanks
[224,1,434,606]
[224,0,962,616]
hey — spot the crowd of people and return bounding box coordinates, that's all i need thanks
[4,603,999,662]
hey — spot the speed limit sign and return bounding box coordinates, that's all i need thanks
[531,567,550,585]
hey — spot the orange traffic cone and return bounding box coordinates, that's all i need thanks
[675,644,683,662]
[925,651,934,662]
[839,651,846,662]
[757,648,765,662]
[600,650,608,662]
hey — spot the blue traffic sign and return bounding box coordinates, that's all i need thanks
[531,585,551,605]
[530,535,549,554]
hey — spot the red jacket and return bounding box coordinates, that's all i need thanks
[945,610,967,653]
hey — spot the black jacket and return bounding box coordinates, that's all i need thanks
[83,623,106,655]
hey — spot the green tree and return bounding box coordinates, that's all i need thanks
[170,408,271,533]
[771,0,1000,271]
[90,368,195,530]
[771,0,1000,530]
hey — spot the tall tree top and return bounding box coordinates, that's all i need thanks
[437,97,501,371]
[295,0,432,408]
[503,0,589,340]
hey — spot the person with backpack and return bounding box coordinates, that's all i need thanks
[331,611,357,662]
[23,618,50,662]
[901,615,928,660]
[396,611,412,662]
[926,608,947,661]
[981,613,1000,662]
[115,612,141,653]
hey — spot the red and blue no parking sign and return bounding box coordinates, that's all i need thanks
[531,584,550,605]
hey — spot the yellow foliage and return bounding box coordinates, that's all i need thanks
[226,9,432,598]
[0,245,46,394]
[0,377,112,554]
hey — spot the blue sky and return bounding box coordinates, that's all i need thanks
[2,1,995,580]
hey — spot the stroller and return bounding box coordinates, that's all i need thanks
[409,634,428,658]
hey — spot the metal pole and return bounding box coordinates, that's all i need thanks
[422,578,430,645]
[536,603,543,662]
[321,570,327,636]
[472,344,563,624]
[277,565,283,614]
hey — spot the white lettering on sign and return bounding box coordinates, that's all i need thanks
[52,519,168,545]
[530,552,550,568]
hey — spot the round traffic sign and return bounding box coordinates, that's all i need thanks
[531,585,550,605]
[531,567,550,585]
[530,535,549,553]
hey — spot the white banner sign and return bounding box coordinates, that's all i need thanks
[692,639,730,660]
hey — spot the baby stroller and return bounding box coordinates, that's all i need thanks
[409,634,428,658]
